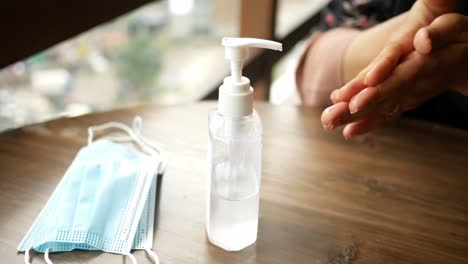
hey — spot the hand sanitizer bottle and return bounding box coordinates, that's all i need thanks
[207,37,282,251]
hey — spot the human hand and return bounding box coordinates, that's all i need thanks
[321,14,468,138]
[330,0,457,105]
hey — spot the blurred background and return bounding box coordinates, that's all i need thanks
[0,0,329,131]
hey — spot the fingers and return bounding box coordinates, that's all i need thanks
[331,76,367,104]
[346,79,403,121]
[334,51,424,125]
[331,47,401,106]
[334,41,408,103]
[414,14,468,55]
[321,99,383,131]
[330,63,374,104]
[343,117,383,139]
[348,87,379,114]
[321,101,386,139]
[321,102,349,130]
[322,80,402,135]
[363,42,405,86]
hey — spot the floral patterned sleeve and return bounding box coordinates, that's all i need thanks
[320,0,411,30]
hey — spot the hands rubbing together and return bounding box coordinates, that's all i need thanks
[321,0,468,138]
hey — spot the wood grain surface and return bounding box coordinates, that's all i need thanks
[0,102,467,264]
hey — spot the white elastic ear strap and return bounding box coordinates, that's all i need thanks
[24,247,31,264]
[87,121,151,154]
[132,116,168,174]
[44,248,53,264]
[88,116,166,172]
[144,246,160,264]
[123,252,137,264]
[24,247,145,264]
[24,248,54,264]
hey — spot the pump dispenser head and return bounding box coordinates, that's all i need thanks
[222,38,282,82]
[219,37,282,117]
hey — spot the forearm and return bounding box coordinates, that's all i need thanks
[343,13,408,82]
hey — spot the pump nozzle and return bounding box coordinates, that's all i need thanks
[218,37,282,118]
[222,37,282,82]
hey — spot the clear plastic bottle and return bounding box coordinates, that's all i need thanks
[206,37,281,251]
[207,110,262,251]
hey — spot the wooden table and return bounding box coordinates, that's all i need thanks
[1,102,467,264]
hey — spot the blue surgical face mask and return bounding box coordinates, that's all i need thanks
[133,173,159,264]
[18,117,165,264]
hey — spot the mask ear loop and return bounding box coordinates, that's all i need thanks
[87,116,168,174]
[132,116,165,151]
[132,116,168,174]
[24,247,32,264]
[44,248,54,264]
[87,120,157,158]
[123,252,138,264]
[144,245,160,264]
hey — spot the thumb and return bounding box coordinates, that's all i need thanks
[414,14,468,55]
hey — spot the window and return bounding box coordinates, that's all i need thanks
[0,0,328,131]
[0,0,239,131]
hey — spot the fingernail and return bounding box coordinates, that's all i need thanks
[333,89,341,101]
[337,89,342,99]
[330,90,337,102]
[325,118,343,130]
[349,95,360,114]
[349,88,371,114]
[343,125,353,139]
[324,103,339,113]
[364,67,376,85]
[363,73,370,85]
[324,121,334,131]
